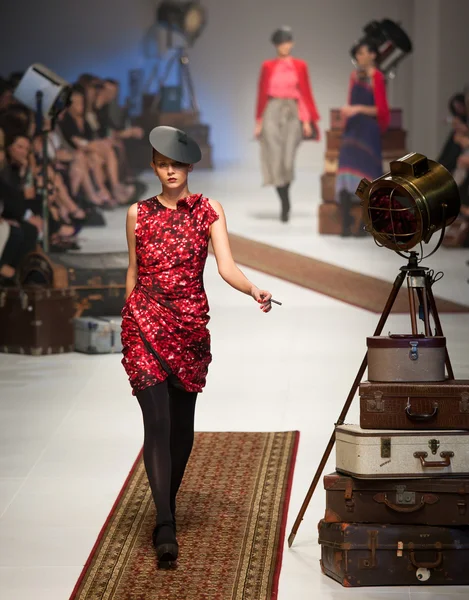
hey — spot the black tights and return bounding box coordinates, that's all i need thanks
[136,380,197,525]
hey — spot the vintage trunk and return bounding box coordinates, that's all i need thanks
[335,425,469,479]
[50,251,126,317]
[318,520,469,587]
[360,380,469,430]
[0,287,75,355]
[323,472,469,526]
[74,316,123,354]
[367,335,447,382]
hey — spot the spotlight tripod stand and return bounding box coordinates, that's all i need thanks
[149,45,199,114]
[288,251,454,547]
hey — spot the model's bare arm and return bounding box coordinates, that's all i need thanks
[125,203,138,300]
[209,199,272,310]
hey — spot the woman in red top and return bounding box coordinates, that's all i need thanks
[121,126,274,567]
[255,27,320,222]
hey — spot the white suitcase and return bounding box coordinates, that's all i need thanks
[74,316,122,354]
[335,424,469,479]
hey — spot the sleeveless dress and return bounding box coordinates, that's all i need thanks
[335,72,385,199]
[121,194,219,395]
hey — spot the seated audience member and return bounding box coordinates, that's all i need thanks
[0,128,24,285]
[59,85,133,206]
[2,132,78,253]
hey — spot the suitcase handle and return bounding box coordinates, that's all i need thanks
[414,451,454,468]
[405,401,438,422]
[373,493,438,513]
[409,543,443,569]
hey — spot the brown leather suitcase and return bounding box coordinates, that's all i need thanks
[323,472,469,526]
[360,380,469,430]
[0,287,75,355]
[320,173,336,203]
[326,129,407,152]
[330,107,403,130]
[158,110,200,127]
[318,520,469,586]
[367,335,447,383]
[318,202,363,235]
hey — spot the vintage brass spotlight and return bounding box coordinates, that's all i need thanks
[356,153,461,256]
[157,1,206,46]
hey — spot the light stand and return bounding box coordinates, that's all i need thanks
[35,91,50,254]
[150,44,199,114]
[287,251,454,547]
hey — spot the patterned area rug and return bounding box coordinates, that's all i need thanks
[218,234,469,314]
[70,431,299,600]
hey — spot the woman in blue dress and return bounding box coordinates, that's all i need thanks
[336,42,390,236]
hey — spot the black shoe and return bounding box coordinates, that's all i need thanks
[152,521,178,568]
[281,209,289,223]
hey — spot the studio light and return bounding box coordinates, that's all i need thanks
[13,64,71,119]
[156,1,206,46]
[356,153,461,254]
[351,19,412,77]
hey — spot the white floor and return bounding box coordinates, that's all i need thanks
[0,168,468,599]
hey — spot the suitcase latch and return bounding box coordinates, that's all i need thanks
[381,437,391,458]
[367,392,384,412]
[460,392,469,414]
[409,341,419,361]
[428,438,440,455]
[395,485,416,505]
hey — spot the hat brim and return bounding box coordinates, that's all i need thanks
[149,126,202,164]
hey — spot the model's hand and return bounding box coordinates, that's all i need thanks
[251,287,272,313]
[341,105,359,119]
[302,121,313,138]
[254,121,263,139]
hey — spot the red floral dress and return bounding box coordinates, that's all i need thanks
[121,194,219,395]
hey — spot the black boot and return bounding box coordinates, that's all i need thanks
[339,190,353,237]
[276,185,290,222]
[152,520,179,568]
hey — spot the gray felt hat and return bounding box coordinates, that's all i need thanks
[149,126,202,164]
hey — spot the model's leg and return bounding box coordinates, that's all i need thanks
[168,382,198,519]
[136,382,178,563]
[276,184,290,222]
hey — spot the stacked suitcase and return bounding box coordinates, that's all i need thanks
[318,108,408,235]
[318,333,469,587]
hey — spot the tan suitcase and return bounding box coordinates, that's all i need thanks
[320,173,336,203]
[335,425,469,479]
[367,335,447,382]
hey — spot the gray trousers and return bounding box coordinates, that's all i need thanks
[260,98,302,187]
